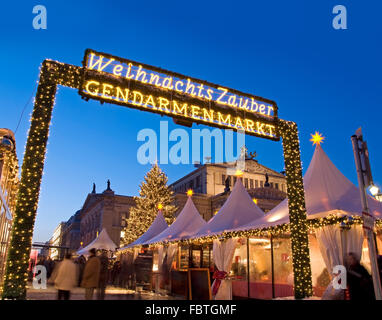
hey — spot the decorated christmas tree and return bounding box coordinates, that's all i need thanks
[122,163,177,245]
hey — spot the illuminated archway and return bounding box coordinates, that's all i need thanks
[2,51,312,299]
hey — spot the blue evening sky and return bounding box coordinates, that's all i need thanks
[1,1,381,242]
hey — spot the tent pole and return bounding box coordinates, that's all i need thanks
[271,235,275,299]
[246,237,250,299]
[188,245,192,268]
[351,134,382,300]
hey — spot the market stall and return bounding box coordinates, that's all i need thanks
[184,176,266,300]
[117,210,169,290]
[77,228,118,256]
[145,194,207,296]
[222,143,382,299]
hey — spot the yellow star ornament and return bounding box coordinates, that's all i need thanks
[310,132,325,146]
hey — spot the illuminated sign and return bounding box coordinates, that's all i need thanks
[79,49,279,140]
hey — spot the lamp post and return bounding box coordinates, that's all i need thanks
[351,130,382,300]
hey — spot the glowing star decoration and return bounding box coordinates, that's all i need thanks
[235,169,244,177]
[310,132,325,146]
[187,189,193,197]
[253,198,258,204]
[157,203,163,210]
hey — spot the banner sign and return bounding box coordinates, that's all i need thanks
[79,49,279,140]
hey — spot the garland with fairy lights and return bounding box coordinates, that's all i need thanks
[1,61,82,299]
[277,120,312,298]
[144,215,365,246]
[0,145,19,213]
[0,145,19,294]
[2,55,315,300]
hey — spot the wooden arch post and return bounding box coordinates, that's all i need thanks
[279,119,313,299]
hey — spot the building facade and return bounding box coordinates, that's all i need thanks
[79,182,135,248]
[0,128,19,282]
[59,158,286,250]
[171,158,287,196]
[61,210,82,254]
[171,157,287,220]
[50,222,66,260]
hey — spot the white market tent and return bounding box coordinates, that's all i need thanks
[145,196,206,244]
[187,177,265,239]
[77,228,118,255]
[228,144,382,232]
[118,211,169,251]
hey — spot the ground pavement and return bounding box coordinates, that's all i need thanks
[27,284,182,300]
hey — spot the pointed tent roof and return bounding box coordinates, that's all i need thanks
[119,211,168,250]
[230,144,382,231]
[77,228,117,255]
[145,196,206,244]
[188,177,265,239]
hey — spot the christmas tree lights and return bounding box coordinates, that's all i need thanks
[121,163,177,246]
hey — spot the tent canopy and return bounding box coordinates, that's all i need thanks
[188,177,265,239]
[228,144,382,232]
[118,211,168,251]
[145,196,206,244]
[77,228,117,255]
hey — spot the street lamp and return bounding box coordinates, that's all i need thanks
[374,193,382,202]
[369,184,379,196]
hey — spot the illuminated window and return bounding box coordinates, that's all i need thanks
[121,212,128,227]
[222,174,226,185]
[255,180,259,188]
[260,181,263,188]
[244,178,249,188]
[250,179,254,189]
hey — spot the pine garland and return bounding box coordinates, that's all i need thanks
[1,60,82,299]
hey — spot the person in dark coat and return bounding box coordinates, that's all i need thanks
[75,255,87,286]
[97,250,109,300]
[44,256,53,278]
[111,260,121,286]
[81,248,101,300]
[346,252,375,300]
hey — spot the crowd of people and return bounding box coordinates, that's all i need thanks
[31,248,128,300]
[30,248,382,300]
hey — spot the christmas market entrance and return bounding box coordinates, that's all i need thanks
[2,49,312,299]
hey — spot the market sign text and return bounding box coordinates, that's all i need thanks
[79,49,279,140]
